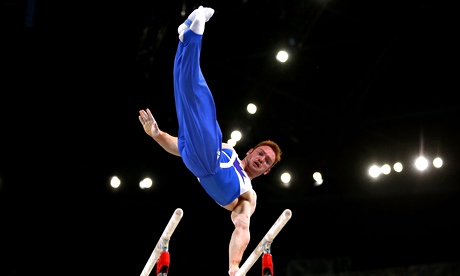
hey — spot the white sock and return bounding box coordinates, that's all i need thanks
[177,6,202,34]
[190,7,205,35]
[178,6,214,35]
[203,7,215,22]
[190,6,214,35]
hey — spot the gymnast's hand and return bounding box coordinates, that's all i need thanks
[139,108,160,138]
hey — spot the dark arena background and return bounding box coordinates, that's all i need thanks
[2,0,459,275]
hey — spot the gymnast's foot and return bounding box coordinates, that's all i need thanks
[190,6,214,35]
[178,6,214,40]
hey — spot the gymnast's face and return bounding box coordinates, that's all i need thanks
[245,145,276,176]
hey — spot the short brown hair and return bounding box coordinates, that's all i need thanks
[253,140,282,168]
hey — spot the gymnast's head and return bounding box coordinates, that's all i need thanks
[243,140,282,178]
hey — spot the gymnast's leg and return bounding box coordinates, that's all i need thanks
[173,7,221,178]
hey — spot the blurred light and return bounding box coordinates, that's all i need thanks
[280,172,291,187]
[247,103,257,114]
[276,50,288,63]
[227,138,237,147]
[110,176,121,188]
[313,172,323,186]
[414,156,429,171]
[140,177,153,189]
[393,162,403,172]
[314,179,323,186]
[368,165,381,178]
[313,172,322,182]
[433,157,443,168]
[381,164,391,175]
[231,130,242,141]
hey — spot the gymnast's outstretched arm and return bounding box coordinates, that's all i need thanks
[228,190,257,276]
[139,108,180,157]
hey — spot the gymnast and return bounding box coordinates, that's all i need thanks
[138,6,282,276]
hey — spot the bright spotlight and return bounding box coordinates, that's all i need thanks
[368,165,381,178]
[393,162,403,172]
[312,172,322,182]
[110,176,121,188]
[414,157,429,171]
[313,172,323,186]
[433,157,443,168]
[280,172,291,187]
[227,138,237,147]
[276,50,288,63]
[140,177,153,189]
[231,130,242,141]
[247,103,257,114]
[381,164,391,175]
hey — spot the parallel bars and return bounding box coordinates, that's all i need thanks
[235,209,292,276]
[139,208,291,276]
[140,208,183,276]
